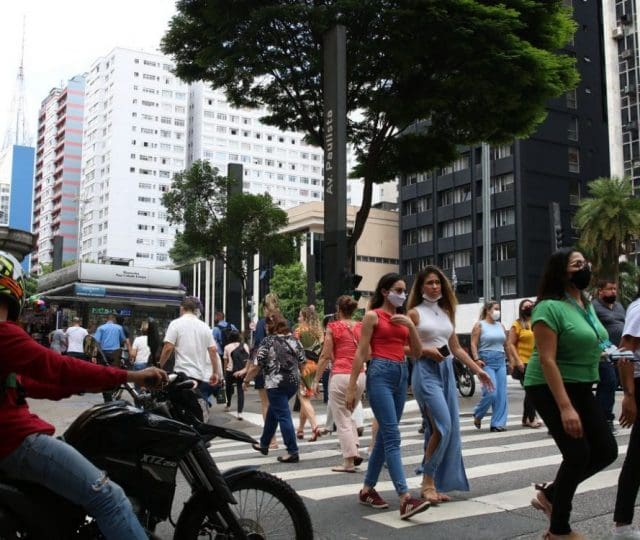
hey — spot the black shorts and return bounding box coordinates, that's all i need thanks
[254,372,265,390]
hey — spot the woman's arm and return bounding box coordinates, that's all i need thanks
[314,329,334,385]
[618,335,639,428]
[534,321,582,438]
[390,313,421,358]
[346,311,377,410]
[506,326,523,372]
[470,323,483,366]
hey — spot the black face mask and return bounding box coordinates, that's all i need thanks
[602,295,617,305]
[521,307,533,318]
[570,266,592,290]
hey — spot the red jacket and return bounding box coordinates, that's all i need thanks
[0,321,127,459]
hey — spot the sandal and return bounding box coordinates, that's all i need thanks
[331,466,356,473]
[309,427,322,442]
[473,417,481,429]
[523,419,543,429]
[420,486,441,505]
[531,483,553,517]
[296,429,304,440]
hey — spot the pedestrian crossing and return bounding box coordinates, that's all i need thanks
[207,406,632,531]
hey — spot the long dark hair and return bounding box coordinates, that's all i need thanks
[369,272,403,310]
[407,265,456,324]
[517,298,534,329]
[536,247,581,302]
[147,318,161,365]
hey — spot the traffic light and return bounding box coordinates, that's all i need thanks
[341,272,363,300]
[554,225,563,250]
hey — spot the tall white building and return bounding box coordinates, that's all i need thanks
[78,48,188,266]
[188,83,325,208]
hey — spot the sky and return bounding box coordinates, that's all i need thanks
[0,0,178,146]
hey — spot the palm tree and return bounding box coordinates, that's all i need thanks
[574,177,640,282]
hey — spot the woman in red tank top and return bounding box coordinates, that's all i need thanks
[345,273,431,520]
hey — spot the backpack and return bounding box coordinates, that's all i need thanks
[230,344,249,372]
[217,322,236,349]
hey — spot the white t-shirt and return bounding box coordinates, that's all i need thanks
[164,313,217,380]
[65,326,88,354]
[131,335,151,365]
[622,298,640,379]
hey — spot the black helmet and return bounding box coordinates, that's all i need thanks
[0,251,26,321]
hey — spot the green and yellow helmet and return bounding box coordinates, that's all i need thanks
[0,251,25,321]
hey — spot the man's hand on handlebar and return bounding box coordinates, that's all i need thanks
[127,367,168,389]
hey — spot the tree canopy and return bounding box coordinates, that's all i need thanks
[162,0,578,262]
[574,177,640,282]
[162,161,298,324]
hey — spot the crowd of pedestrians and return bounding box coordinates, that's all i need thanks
[35,245,640,534]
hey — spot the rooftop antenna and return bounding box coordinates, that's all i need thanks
[2,16,30,149]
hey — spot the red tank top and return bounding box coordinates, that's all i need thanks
[328,320,363,374]
[369,309,408,361]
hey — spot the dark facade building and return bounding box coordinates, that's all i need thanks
[399,1,610,301]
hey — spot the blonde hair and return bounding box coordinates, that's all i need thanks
[262,293,280,317]
[298,306,323,341]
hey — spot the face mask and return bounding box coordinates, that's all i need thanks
[521,307,532,317]
[423,293,442,303]
[570,266,591,290]
[491,310,501,321]
[387,291,406,308]
[602,295,617,305]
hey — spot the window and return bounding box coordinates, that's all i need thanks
[452,154,469,171]
[402,200,417,216]
[454,250,471,267]
[491,144,512,160]
[439,189,454,207]
[492,208,515,228]
[417,226,433,243]
[454,218,472,235]
[491,173,514,194]
[568,117,579,141]
[402,229,418,246]
[493,241,516,261]
[568,147,580,173]
[500,276,517,296]
[453,186,471,203]
[416,195,432,212]
[566,89,577,109]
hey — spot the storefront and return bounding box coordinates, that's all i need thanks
[36,263,185,338]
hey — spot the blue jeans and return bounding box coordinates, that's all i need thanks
[365,358,409,495]
[596,360,617,422]
[0,433,146,539]
[473,350,508,428]
[261,384,299,455]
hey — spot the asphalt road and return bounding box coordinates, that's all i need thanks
[31,378,637,540]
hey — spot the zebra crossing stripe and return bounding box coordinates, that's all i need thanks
[363,467,623,528]
[295,445,628,501]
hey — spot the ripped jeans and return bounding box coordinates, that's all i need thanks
[0,433,146,539]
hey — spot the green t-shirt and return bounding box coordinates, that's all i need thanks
[524,298,607,386]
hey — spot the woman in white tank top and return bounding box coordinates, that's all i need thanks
[407,266,492,504]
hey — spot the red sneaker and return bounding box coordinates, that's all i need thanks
[400,496,430,520]
[358,488,389,509]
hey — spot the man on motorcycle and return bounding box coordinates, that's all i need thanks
[0,250,167,539]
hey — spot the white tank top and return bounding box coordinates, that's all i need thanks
[415,301,454,349]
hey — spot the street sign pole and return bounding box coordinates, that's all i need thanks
[323,24,348,314]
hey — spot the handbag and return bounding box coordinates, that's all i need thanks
[215,385,227,404]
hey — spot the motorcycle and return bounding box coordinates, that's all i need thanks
[0,374,313,539]
[453,356,475,397]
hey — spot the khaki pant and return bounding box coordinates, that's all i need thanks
[329,373,365,458]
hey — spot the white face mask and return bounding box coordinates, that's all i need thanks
[423,293,442,303]
[491,310,501,321]
[387,291,406,308]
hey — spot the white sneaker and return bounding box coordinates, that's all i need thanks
[612,525,640,539]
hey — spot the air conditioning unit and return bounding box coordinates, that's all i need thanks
[623,121,638,132]
[621,49,634,59]
[633,161,640,168]
[623,84,636,94]
[612,26,625,40]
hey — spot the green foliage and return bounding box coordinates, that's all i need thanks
[162,0,578,261]
[24,274,38,299]
[162,161,298,328]
[574,177,640,282]
[619,260,640,308]
[269,262,308,323]
[168,233,203,266]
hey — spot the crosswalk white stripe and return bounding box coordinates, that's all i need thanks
[255,437,561,482]
[363,467,623,528]
[295,445,628,501]
[209,418,539,458]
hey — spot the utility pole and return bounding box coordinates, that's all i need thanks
[481,143,492,301]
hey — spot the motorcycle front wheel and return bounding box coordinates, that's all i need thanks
[457,367,476,397]
[175,471,313,539]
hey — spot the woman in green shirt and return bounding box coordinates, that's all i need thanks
[524,248,618,540]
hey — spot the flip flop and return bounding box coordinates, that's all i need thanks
[331,466,357,473]
[438,493,452,503]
